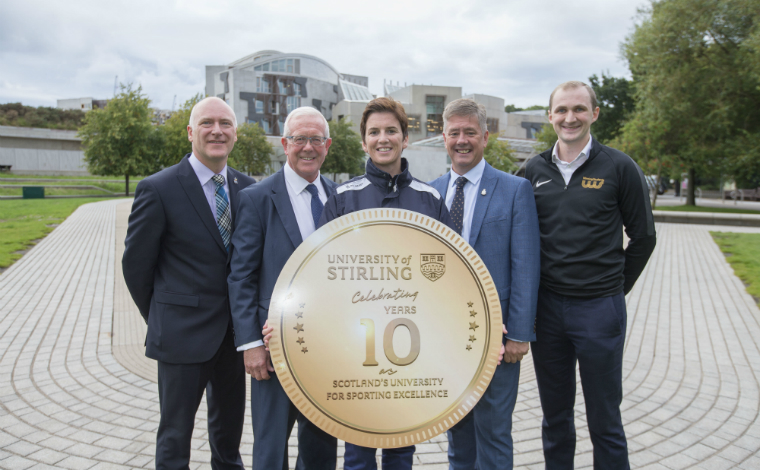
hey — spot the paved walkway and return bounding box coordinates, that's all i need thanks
[1,199,760,469]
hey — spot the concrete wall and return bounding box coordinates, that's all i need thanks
[503,111,548,139]
[0,126,88,175]
[404,145,449,182]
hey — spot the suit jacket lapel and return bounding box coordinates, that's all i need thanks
[177,156,227,253]
[227,168,241,227]
[271,169,303,249]
[469,163,497,246]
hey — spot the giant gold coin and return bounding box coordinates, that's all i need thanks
[268,209,502,448]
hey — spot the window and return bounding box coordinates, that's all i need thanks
[257,77,270,93]
[271,100,279,115]
[287,58,294,73]
[486,118,499,135]
[255,100,264,113]
[254,65,261,71]
[293,83,301,96]
[261,120,271,134]
[262,62,270,71]
[408,115,421,133]
[286,96,300,113]
[426,96,445,137]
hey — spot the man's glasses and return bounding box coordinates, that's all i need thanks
[286,135,328,147]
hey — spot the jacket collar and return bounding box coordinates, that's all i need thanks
[365,157,413,193]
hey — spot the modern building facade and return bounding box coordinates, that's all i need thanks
[56,98,108,112]
[205,50,372,136]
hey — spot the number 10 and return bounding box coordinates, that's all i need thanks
[360,318,421,366]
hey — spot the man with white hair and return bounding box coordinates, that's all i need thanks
[229,106,338,469]
[123,97,256,469]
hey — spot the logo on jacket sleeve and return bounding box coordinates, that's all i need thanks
[581,177,604,189]
[420,254,445,281]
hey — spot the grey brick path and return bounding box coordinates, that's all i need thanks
[1,199,760,469]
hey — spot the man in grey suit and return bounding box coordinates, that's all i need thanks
[228,106,338,470]
[429,99,541,470]
[123,97,256,469]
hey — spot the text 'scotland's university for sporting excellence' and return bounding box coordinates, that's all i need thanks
[267,209,503,448]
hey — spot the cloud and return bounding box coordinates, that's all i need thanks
[0,0,645,109]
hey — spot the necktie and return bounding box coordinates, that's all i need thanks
[450,176,467,235]
[211,174,232,251]
[305,183,324,229]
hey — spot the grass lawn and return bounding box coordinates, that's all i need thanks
[0,198,105,269]
[711,232,760,305]
[655,204,760,214]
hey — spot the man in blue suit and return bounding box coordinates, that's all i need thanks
[123,97,256,469]
[429,99,541,470]
[228,106,338,470]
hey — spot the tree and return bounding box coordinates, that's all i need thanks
[228,122,274,176]
[322,118,366,178]
[0,103,86,130]
[533,123,557,154]
[588,73,635,144]
[78,84,160,195]
[158,93,203,168]
[620,0,760,205]
[483,133,516,173]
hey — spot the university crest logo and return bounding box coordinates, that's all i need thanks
[581,177,604,189]
[420,254,445,282]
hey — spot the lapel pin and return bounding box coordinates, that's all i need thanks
[481,189,487,196]
[234,177,238,184]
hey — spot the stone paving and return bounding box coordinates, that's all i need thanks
[2,199,760,469]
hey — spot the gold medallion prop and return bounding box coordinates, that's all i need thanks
[268,209,502,448]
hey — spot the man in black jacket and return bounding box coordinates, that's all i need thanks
[524,81,656,469]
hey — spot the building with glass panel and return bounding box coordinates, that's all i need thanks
[205,50,370,136]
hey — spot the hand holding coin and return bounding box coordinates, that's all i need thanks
[262,320,274,350]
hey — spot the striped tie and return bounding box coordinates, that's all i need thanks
[211,174,232,251]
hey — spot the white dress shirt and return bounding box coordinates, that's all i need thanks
[283,161,328,242]
[551,135,593,185]
[445,158,485,244]
[188,153,229,215]
[237,162,327,352]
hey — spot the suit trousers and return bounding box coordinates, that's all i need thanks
[250,371,337,470]
[446,357,520,470]
[343,444,415,470]
[531,288,629,470]
[156,326,245,470]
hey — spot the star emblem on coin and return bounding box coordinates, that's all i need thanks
[467,301,473,307]
[466,344,472,351]
[294,323,304,333]
[469,335,476,342]
[469,322,479,331]
[295,311,304,319]
[297,337,305,345]
[469,310,477,317]
[299,303,305,308]
[301,347,308,354]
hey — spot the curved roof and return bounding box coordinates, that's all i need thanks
[228,50,342,77]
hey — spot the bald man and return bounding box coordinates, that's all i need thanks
[123,97,256,469]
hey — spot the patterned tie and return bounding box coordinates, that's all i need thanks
[305,183,324,228]
[450,176,467,235]
[211,174,232,251]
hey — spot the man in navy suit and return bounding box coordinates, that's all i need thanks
[122,97,256,469]
[228,106,338,470]
[429,99,541,470]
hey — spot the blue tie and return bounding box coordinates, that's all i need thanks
[305,183,324,228]
[211,174,231,251]
[450,176,467,235]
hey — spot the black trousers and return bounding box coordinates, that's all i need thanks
[532,288,630,470]
[156,326,246,470]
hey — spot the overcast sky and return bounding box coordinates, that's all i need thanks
[0,0,647,111]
